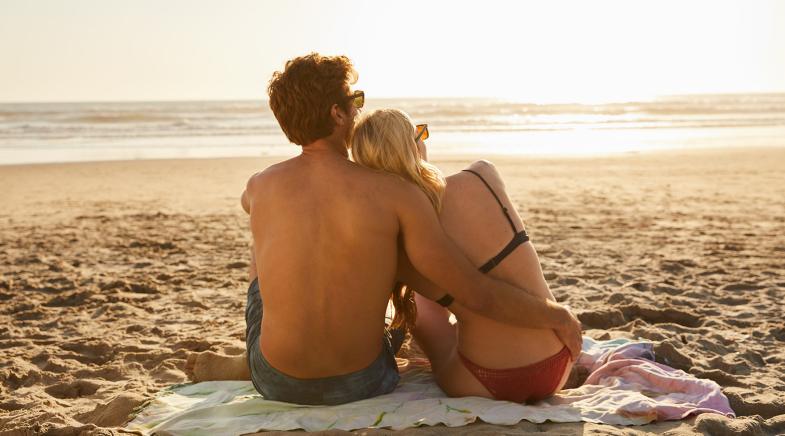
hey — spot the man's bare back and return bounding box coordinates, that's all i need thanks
[243,150,409,378]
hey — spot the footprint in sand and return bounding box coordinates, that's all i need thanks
[721,387,785,419]
[606,292,626,304]
[0,400,26,412]
[654,284,683,295]
[690,368,744,387]
[75,392,147,427]
[166,338,211,354]
[99,279,129,291]
[716,296,750,306]
[696,413,785,436]
[31,352,71,373]
[659,259,698,274]
[707,355,751,376]
[738,350,766,367]
[652,341,694,372]
[59,340,115,365]
[770,325,785,342]
[84,364,132,380]
[1,362,43,390]
[117,347,164,367]
[576,309,626,329]
[15,307,47,322]
[44,379,102,399]
[226,261,248,269]
[720,282,765,291]
[44,291,93,307]
[125,324,146,334]
[128,282,160,294]
[620,304,702,327]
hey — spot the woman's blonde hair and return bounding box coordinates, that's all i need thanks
[351,109,446,334]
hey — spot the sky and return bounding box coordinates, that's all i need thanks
[1,0,784,103]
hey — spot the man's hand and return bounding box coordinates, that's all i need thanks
[553,304,583,361]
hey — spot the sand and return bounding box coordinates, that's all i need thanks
[1,147,784,435]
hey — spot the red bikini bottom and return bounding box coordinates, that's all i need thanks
[458,346,571,404]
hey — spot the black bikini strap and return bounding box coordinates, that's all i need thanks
[478,231,530,273]
[462,169,517,233]
[435,293,454,307]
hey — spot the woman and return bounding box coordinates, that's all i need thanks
[351,109,574,403]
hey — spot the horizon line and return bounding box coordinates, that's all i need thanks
[3,90,785,106]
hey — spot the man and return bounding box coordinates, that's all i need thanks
[185,53,581,405]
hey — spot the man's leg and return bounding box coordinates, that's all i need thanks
[184,248,256,382]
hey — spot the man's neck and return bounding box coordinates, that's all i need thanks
[300,137,349,160]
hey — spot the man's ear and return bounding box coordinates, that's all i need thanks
[331,104,346,126]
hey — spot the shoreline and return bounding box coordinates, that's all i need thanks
[2,143,784,169]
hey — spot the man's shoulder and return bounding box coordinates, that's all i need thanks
[245,160,291,191]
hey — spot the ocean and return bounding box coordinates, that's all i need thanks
[2,94,785,165]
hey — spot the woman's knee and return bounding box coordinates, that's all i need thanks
[466,160,505,189]
[467,159,497,173]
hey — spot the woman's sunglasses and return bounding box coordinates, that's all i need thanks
[346,90,365,109]
[415,124,429,142]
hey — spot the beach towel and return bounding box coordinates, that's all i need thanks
[126,338,734,434]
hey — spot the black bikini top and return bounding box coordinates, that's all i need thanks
[462,169,530,274]
[435,169,530,308]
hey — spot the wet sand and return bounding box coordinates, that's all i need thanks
[1,147,784,435]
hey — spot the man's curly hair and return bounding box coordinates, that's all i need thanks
[267,53,358,146]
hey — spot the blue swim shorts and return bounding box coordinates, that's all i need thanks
[244,278,404,405]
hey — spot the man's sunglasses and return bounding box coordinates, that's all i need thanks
[346,90,364,109]
[415,124,429,142]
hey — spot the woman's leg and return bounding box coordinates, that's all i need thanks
[411,292,456,373]
[426,160,572,397]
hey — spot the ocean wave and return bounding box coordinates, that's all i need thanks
[2,94,785,144]
[67,113,181,123]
